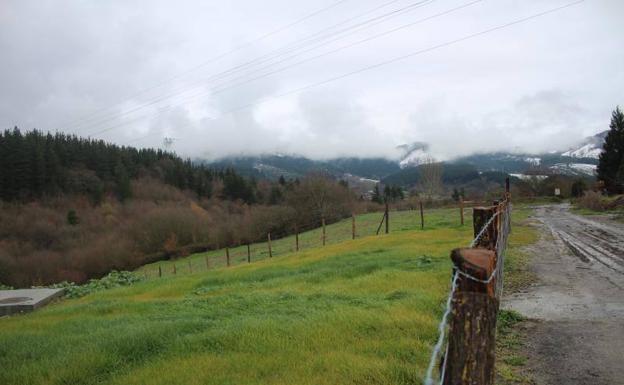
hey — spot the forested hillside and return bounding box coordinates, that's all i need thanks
[0,129,360,287]
[0,128,258,203]
[207,155,400,181]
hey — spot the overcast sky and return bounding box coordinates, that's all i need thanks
[1,0,622,160]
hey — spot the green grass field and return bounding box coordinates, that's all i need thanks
[0,207,535,385]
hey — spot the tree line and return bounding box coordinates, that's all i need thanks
[0,127,256,203]
[598,107,624,194]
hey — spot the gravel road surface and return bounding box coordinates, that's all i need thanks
[505,204,624,385]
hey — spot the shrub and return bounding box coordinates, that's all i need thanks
[571,179,588,198]
[577,190,605,211]
[44,270,143,298]
[66,210,79,225]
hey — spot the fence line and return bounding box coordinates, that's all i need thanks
[142,203,476,279]
[425,178,512,385]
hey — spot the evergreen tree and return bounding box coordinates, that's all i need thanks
[371,184,382,204]
[597,107,624,194]
[0,128,252,203]
[452,188,460,202]
[114,160,132,202]
[268,185,283,204]
[571,179,587,198]
[66,210,80,226]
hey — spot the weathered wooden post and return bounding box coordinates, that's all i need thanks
[173,263,177,275]
[247,244,251,263]
[443,248,499,385]
[385,202,389,234]
[376,210,385,235]
[205,255,210,270]
[295,224,299,252]
[268,233,273,258]
[420,201,424,229]
[322,216,326,246]
[505,177,511,233]
[473,206,498,250]
[352,213,356,240]
[443,206,501,385]
[226,247,230,267]
[188,259,193,273]
[158,265,162,278]
[459,197,464,226]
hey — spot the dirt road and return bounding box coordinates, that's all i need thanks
[505,204,624,385]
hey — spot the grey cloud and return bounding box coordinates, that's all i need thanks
[0,0,622,159]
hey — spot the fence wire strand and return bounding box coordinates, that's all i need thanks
[424,201,512,385]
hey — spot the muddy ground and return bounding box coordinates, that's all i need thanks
[504,204,624,385]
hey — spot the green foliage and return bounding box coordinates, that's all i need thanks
[383,184,404,202]
[597,106,624,194]
[571,179,587,198]
[371,184,383,203]
[0,283,13,290]
[221,168,255,202]
[497,309,525,331]
[451,187,465,202]
[114,160,132,202]
[66,209,79,226]
[45,271,143,299]
[0,128,251,203]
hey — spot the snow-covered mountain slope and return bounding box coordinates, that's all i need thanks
[561,131,607,159]
[397,142,431,168]
[550,163,597,176]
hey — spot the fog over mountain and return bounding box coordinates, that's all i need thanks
[1,0,622,160]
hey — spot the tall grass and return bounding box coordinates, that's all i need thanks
[0,206,535,385]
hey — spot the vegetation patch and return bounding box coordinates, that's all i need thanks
[44,270,143,298]
[0,206,536,385]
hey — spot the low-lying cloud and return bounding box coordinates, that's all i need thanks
[1,0,622,161]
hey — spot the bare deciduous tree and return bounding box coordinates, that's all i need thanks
[419,156,444,198]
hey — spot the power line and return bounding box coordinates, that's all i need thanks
[78,0,437,136]
[53,0,351,132]
[126,0,585,147]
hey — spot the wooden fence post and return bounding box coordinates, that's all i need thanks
[188,260,192,273]
[443,248,498,385]
[385,202,389,234]
[459,197,464,226]
[473,206,498,250]
[247,244,251,263]
[268,233,273,258]
[376,210,385,235]
[419,201,424,229]
[442,203,503,385]
[173,263,177,275]
[205,255,210,270]
[158,265,162,278]
[352,213,356,240]
[322,217,326,246]
[295,224,299,252]
[226,247,230,267]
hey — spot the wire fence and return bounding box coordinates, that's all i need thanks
[424,197,512,385]
[139,205,473,280]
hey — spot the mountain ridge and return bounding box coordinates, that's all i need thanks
[203,130,606,184]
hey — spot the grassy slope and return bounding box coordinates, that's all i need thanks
[0,207,534,385]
